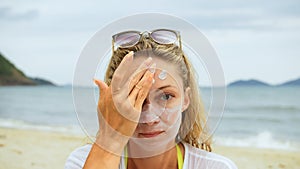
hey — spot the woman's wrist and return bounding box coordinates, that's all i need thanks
[83,143,121,169]
[95,129,130,156]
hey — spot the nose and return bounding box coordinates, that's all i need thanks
[145,119,159,126]
[139,115,160,125]
[140,97,160,125]
[142,114,160,126]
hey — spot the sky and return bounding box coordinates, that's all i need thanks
[0,0,300,86]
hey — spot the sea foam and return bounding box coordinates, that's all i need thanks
[214,131,300,151]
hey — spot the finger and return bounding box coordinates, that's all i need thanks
[93,78,108,96]
[134,73,154,110]
[111,51,134,92]
[128,84,140,106]
[113,57,154,100]
[127,61,156,96]
[127,70,153,110]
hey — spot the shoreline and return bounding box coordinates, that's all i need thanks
[0,127,299,169]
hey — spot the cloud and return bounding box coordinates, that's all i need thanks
[167,0,300,31]
[0,0,299,85]
[0,6,38,21]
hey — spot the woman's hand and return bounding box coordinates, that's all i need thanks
[93,51,155,154]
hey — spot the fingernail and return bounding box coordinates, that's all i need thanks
[126,51,134,61]
[93,78,98,85]
[148,63,156,74]
[148,73,154,81]
[145,57,152,66]
[129,51,134,56]
[152,79,155,84]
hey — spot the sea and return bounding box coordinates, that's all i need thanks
[0,86,299,151]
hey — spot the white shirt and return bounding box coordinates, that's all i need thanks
[65,142,238,169]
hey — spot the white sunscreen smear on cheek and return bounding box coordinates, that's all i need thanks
[160,105,182,124]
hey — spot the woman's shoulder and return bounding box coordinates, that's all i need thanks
[64,144,92,169]
[182,142,238,169]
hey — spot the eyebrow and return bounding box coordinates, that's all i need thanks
[157,85,177,90]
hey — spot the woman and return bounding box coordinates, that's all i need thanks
[65,29,237,169]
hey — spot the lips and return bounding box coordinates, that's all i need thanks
[139,131,164,138]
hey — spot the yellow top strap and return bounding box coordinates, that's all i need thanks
[176,144,184,169]
[125,146,128,168]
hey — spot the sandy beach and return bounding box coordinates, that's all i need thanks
[0,127,299,169]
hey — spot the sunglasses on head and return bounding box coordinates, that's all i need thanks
[112,29,182,52]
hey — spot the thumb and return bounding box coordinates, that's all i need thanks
[93,78,108,95]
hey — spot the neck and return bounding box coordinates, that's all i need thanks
[127,145,177,169]
[125,142,185,169]
[127,137,177,157]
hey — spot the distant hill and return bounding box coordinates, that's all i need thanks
[278,78,300,86]
[0,52,55,86]
[228,78,300,87]
[228,79,270,87]
[29,77,55,85]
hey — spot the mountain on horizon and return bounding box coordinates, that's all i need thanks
[0,52,55,86]
[278,78,300,86]
[228,78,300,87]
[228,79,270,87]
[2,51,299,87]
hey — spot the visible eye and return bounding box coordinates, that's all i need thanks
[160,93,174,101]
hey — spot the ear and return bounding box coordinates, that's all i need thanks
[181,87,191,112]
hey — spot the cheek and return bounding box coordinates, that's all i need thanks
[160,106,182,125]
[165,97,182,108]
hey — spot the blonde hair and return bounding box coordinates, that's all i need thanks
[105,38,212,152]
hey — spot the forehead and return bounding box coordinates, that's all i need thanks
[130,55,183,89]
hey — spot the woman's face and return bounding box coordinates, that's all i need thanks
[128,54,190,139]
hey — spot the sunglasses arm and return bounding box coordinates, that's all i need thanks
[179,34,182,50]
[112,39,115,54]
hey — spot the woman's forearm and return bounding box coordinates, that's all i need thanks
[83,143,121,169]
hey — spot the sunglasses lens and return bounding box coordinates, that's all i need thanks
[151,30,177,44]
[114,32,140,48]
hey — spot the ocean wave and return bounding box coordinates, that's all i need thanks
[226,105,300,112]
[214,131,300,151]
[220,114,300,123]
[0,118,84,135]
